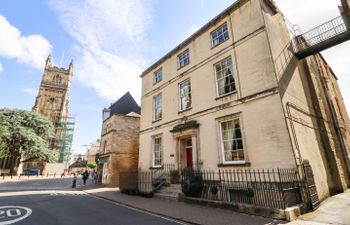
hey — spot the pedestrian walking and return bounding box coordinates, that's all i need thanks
[91,170,96,184]
[82,170,89,185]
[72,173,77,188]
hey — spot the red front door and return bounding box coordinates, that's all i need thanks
[186,147,193,168]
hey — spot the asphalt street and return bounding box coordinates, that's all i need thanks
[0,178,187,225]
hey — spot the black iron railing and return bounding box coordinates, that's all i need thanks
[181,168,302,209]
[119,164,177,195]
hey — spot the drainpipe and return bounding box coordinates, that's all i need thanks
[315,56,350,183]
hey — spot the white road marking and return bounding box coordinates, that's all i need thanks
[0,190,86,197]
[0,206,32,225]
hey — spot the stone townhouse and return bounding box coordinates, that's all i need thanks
[86,139,100,165]
[98,92,140,186]
[139,0,350,202]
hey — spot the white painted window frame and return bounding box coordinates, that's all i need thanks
[219,117,245,164]
[152,135,163,167]
[214,57,236,97]
[178,79,192,111]
[177,49,190,69]
[153,67,163,85]
[153,93,162,121]
[211,23,230,47]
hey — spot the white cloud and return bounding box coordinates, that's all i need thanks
[18,88,38,96]
[0,63,3,74]
[0,15,52,69]
[48,0,155,101]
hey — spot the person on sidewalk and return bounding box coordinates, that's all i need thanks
[82,170,89,185]
[72,173,77,188]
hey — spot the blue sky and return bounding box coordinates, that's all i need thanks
[0,0,349,154]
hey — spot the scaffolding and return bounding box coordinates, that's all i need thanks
[54,115,75,164]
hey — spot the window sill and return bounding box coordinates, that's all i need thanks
[177,64,189,71]
[215,91,237,100]
[152,119,162,124]
[153,81,162,86]
[178,107,192,114]
[217,161,251,167]
[211,38,229,49]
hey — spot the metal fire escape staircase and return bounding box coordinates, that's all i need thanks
[275,10,350,78]
[293,12,350,59]
[273,4,350,210]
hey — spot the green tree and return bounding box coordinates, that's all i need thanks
[0,108,57,171]
[0,125,7,156]
[87,162,97,169]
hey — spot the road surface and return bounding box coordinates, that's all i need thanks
[0,178,186,225]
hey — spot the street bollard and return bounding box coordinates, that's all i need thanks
[72,176,77,188]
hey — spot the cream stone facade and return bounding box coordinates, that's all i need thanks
[86,139,100,165]
[139,0,350,202]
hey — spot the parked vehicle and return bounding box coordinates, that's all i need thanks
[22,169,40,176]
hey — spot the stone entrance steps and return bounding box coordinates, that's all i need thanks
[154,183,181,201]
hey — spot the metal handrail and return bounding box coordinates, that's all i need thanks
[293,12,350,53]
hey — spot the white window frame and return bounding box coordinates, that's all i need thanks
[153,94,162,121]
[219,117,245,164]
[211,23,229,47]
[153,68,163,85]
[214,57,236,97]
[152,135,162,167]
[177,49,190,69]
[178,79,192,111]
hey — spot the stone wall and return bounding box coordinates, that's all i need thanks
[99,115,140,187]
[263,0,350,200]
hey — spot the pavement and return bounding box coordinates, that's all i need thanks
[285,189,350,225]
[81,183,350,225]
[81,184,283,225]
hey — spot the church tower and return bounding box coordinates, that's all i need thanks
[32,55,74,163]
[33,55,73,120]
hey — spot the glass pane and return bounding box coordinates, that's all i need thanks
[225,151,232,161]
[237,139,243,150]
[235,128,242,139]
[221,119,244,162]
